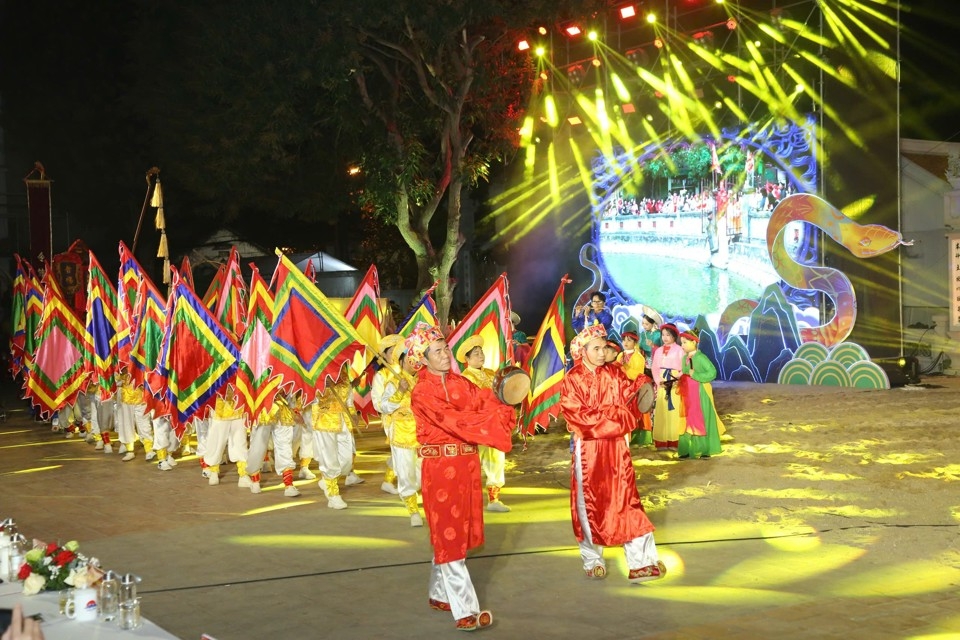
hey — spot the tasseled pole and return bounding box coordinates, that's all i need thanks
[152,177,171,284]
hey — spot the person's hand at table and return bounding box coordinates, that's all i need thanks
[1,604,44,640]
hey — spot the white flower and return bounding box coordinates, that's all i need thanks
[70,566,96,589]
[22,574,46,596]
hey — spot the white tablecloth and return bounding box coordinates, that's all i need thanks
[0,580,179,639]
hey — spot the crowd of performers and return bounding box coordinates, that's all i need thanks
[24,284,725,632]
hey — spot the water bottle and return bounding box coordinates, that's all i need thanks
[99,570,120,621]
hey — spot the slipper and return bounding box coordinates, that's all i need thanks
[628,560,667,584]
[429,598,451,612]
[585,565,607,579]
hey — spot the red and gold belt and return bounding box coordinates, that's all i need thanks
[419,443,478,458]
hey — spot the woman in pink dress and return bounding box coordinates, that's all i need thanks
[651,324,684,451]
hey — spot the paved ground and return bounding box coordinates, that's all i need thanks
[2,377,959,639]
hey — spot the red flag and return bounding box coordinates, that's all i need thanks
[303,258,317,283]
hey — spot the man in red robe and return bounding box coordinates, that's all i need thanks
[407,322,515,632]
[560,324,667,584]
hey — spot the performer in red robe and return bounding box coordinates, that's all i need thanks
[560,324,667,584]
[407,322,515,632]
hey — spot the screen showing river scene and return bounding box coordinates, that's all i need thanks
[588,116,820,329]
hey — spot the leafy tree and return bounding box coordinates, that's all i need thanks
[128,0,604,322]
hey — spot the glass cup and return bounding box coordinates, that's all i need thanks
[58,589,73,616]
[119,598,141,630]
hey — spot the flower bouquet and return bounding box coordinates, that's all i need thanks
[16,540,103,595]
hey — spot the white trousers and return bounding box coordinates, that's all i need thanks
[248,424,296,475]
[117,402,150,447]
[152,416,174,453]
[428,560,480,621]
[479,445,505,488]
[391,446,421,499]
[573,437,659,572]
[297,425,314,461]
[311,427,355,480]
[203,417,248,466]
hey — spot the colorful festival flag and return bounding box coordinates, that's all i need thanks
[268,250,364,403]
[128,273,168,395]
[23,270,90,418]
[83,251,120,399]
[343,265,382,424]
[20,261,45,375]
[158,270,240,432]
[8,255,27,378]
[202,263,227,311]
[213,247,248,341]
[235,264,282,422]
[116,241,144,371]
[445,274,513,374]
[521,276,570,435]
[397,281,440,338]
[179,256,195,291]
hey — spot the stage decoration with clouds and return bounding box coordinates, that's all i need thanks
[579,123,909,388]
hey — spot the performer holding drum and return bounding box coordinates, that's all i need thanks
[559,323,665,584]
[457,334,528,513]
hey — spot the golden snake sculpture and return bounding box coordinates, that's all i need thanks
[718,193,911,348]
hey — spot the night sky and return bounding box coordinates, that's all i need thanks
[0,0,957,265]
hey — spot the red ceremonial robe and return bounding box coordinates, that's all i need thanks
[411,369,515,564]
[560,362,656,546]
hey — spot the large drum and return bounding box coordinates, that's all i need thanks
[492,365,531,406]
[636,380,655,414]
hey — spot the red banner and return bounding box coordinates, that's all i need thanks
[25,179,52,265]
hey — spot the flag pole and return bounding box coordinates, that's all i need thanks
[132,167,160,255]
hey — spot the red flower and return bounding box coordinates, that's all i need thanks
[45,542,59,555]
[53,550,76,567]
[17,563,32,580]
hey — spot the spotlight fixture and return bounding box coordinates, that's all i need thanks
[517,40,530,51]
[535,46,546,57]
[626,47,648,66]
[591,57,602,67]
[587,30,598,41]
[726,18,738,30]
[568,116,583,125]
[653,37,664,49]
[646,12,656,24]
[619,4,636,19]
[538,26,548,35]
[567,64,585,85]
[564,23,583,37]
